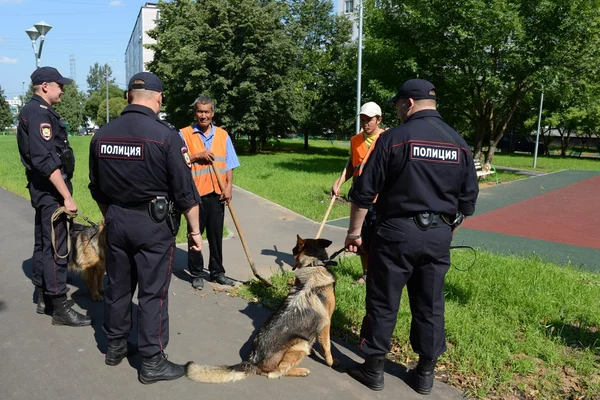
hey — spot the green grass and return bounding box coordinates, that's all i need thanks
[492,153,600,172]
[238,251,600,399]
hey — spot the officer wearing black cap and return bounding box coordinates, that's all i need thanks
[345,79,479,394]
[17,66,91,327]
[89,72,203,384]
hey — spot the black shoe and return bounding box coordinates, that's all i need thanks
[410,356,436,395]
[139,351,185,384]
[213,275,235,286]
[36,287,74,315]
[191,277,204,290]
[105,338,136,366]
[347,355,385,391]
[51,295,92,327]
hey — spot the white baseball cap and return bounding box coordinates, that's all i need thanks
[359,102,382,117]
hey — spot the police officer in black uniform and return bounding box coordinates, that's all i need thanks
[17,66,91,327]
[89,72,203,384]
[345,79,479,395]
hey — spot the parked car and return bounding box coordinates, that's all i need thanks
[498,134,546,154]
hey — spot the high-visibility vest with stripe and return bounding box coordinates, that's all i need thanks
[180,125,228,196]
[350,130,382,181]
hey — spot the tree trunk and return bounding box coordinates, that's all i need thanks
[303,132,309,151]
[249,134,258,153]
[560,130,572,157]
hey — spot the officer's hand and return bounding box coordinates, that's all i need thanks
[220,186,233,204]
[345,237,362,254]
[189,234,203,252]
[64,197,78,214]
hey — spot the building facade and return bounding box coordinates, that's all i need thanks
[337,0,358,41]
[125,2,159,84]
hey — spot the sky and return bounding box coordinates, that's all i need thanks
[0,0,153,100]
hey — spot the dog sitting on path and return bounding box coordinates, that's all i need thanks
[185,235,337,383]
[68,220,106,301]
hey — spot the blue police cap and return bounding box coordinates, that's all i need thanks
[31,67,73,86]
[388,79,437,103]
[128,72,163,92]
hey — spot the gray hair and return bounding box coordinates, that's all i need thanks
[192,95,215,111]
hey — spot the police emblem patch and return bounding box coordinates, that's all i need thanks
[409,142,460,164]
[181,147,192,168]
[40,123,52,141]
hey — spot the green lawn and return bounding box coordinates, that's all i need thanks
[491,152,600,172]
[238,251,600,399]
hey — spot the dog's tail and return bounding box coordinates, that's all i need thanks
[185,361,257,383]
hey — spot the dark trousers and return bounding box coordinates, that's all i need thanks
[32,202,69,295]
[360,217,452,361]
[103,205,175,357]
[188,192,225,279]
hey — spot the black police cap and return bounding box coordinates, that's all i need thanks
[31,67,74,86]
[388,79,437,103]
[128,72,164,93]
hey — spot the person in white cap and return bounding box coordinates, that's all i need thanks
[331,101,385,284]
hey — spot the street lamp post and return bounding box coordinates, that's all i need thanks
[355,0,364,135]
[25,21,52,68]
[104,60,116,124]
[533,90,544,169]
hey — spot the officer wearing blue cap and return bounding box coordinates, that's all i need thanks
[17,66,91,327]
[89,71,203,384]
[345,79,479,394]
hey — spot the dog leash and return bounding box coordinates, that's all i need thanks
[50,208,100,259]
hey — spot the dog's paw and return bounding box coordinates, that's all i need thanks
[91,294,103,302]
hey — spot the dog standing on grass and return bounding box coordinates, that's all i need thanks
[186,235,337,383]
[68,220,106,301]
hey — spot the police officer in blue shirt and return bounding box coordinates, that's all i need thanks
[17,66,91,327]
[345,79,479,395]
[89,72,203,384]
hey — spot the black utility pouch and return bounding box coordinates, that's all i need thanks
[60,146,75,180]
[166,201,182,236]
[414,212,435,231]
[149,196,169,223]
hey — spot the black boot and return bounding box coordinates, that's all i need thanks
[139,351,185,384]
[105,338,134,366]
[347,355,385,391]
[51,295,92,327]
[411,356,437,395]
[36,287,74,315]
[36,286,46,314]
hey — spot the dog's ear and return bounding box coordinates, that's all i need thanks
[296,234,304,246]
[317,238,332,249]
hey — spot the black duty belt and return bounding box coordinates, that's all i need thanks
[386,212,456,231]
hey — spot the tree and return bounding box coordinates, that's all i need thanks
[0,86,12,130]
[54,82,86,134]
[86,62,115,94]
[84,83,124,124]
[364,0,600,163]
[149,0,306,152]
[285,0,355,149]
[96,97,127,126]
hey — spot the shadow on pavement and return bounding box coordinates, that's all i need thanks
[260,245,294,272]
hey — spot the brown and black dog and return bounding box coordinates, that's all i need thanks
[185,235,337,383]
[68,220,106,301]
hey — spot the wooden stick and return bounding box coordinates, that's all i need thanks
[316,169,347,239]
[210,163,271,287]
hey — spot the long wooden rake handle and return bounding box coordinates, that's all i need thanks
[210,163,271,287]
[316,169,347,239]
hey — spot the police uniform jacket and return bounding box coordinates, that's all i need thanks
[17,94,72,207]
[89,104,199,211]
[351,109,479,218]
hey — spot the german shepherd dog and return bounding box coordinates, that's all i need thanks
[68,220,106,301]
[186,235,337,383]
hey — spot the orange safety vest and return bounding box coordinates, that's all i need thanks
[350,129,383,181]
[180,125,228,196]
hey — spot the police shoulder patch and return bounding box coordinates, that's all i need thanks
[181,146,192,168]
[40,123,52,141]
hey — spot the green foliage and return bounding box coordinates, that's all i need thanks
[84,83,124,125]
[96,97,128,126]
[86,62,115,94]
[148,0,354,152]
[364,0,600,163]
[0,86,13,130]
[54,82,86,133]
